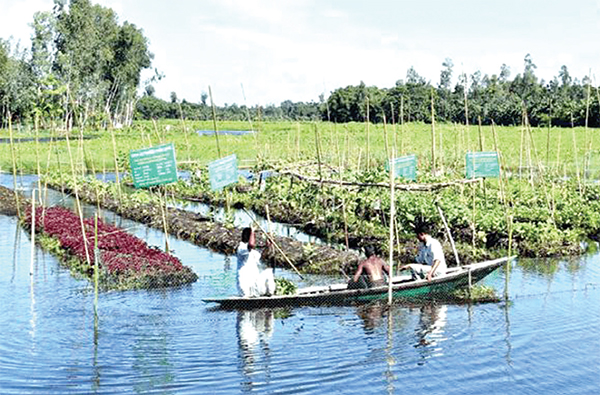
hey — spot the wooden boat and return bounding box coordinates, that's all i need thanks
[203,256,512,309]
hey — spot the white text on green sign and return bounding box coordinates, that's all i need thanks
[466,151,500,178]
[130,143,178,188]
[208,154,238,191]
[387,154,417,181]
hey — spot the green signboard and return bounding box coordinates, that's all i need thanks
[386,154,417,180]
[130,143,178,188]
[208,154,238,191]
[466,151,500,178]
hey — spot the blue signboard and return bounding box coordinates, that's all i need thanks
[466,151,500,178]
[208,154,239,191]
[386,154,417,181]
[130,143,178,188]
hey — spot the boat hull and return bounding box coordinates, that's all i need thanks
[203,257,511,309]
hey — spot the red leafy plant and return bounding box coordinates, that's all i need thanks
[24,206,198,289]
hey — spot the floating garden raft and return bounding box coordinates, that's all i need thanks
[22,205,198,290]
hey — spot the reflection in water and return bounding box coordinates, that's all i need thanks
[502,302,513,366]
[357,303,386,332]
[237,309,274,392]
[414,304,448,365]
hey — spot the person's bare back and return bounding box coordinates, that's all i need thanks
[350,247,390,288]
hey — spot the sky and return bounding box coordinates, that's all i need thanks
[1,0,599,106]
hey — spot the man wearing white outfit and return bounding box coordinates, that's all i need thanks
[237,227,276,297]
[400,226,447,281]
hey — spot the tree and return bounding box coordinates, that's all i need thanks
[439,58,453,90]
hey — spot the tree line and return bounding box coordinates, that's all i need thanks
[325,56,600,128]
[137,55,599,128]
[0,0,152,129]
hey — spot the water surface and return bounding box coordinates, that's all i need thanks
[1,174,599,394]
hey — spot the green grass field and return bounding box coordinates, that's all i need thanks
[1,120,598,181]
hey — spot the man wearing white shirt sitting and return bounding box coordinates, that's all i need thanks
[400,226,447,281]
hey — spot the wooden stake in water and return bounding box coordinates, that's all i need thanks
[8,113,21,218]
[94,214,99,311]
[388,150,395,306]
[30,189,36,276]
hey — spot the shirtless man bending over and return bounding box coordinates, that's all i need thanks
[349,246,390,288]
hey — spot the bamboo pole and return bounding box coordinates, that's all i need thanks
[208,86,222,158]
[30,189,36,276]
[400,95,405,155]
[390,102,397,154]
[436,204,459,267]
[431,89,436,175]
[160,188,170,252]
[546,106,552,171]
[584,70,592,170]
[34,114,43,201]
[519,112,525,181]
[314,123,323,181]
[281,170,482,190]
[109,126,122,205]
[387,150,395,306]
[65,132,91,265]
[572,126,582,195]
[296,122,301,160]
[8,113,21,218]
[463,72,470,129]
[491,121,507,204]
[335,131,350,250]
[383,114,390,160]
[242,208,304,279]
[477,116,484,151]
[178,101,191,162]
[366,97,370,169]
[556,122,562,177]
[94,213,99,310]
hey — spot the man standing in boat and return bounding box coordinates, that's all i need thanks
[400,225,447,281]
[349,246,390,288]
[237,227,276,297]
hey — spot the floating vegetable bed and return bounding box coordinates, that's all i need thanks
[23,206,198,290]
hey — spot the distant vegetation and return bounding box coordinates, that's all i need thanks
[136,56,600,129]
[1,1,599,129]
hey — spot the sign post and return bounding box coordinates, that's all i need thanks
[208,154,239,191]
[465,151,500,179]
[129,143,178,252]
[386,154,417,181]
[129,143,178,188]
